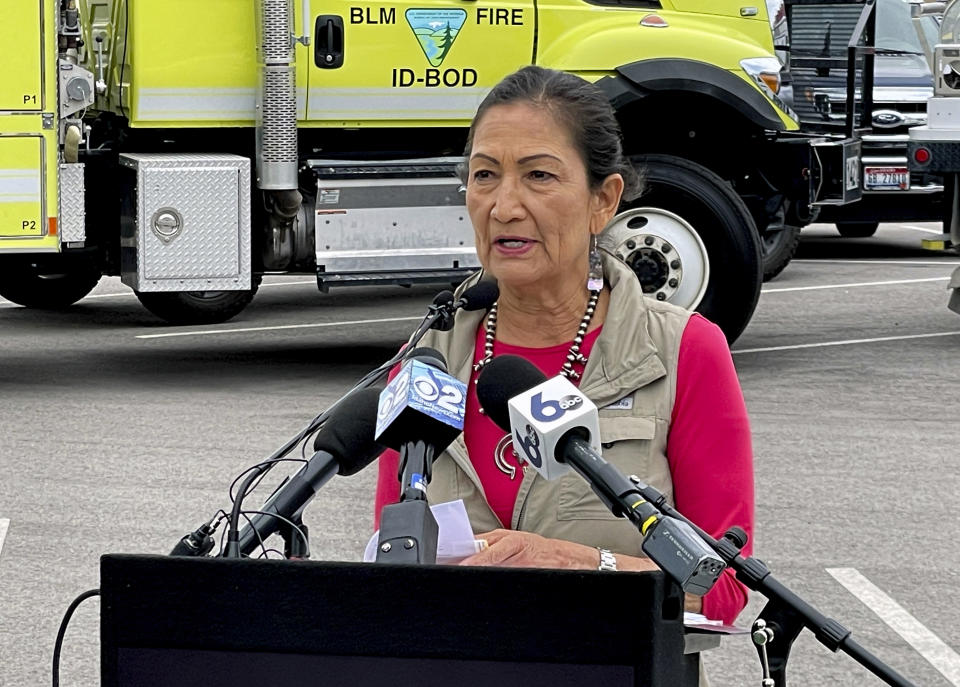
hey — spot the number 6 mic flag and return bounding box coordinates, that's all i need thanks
[506,375,603,481]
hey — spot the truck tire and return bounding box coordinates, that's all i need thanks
[603,154,762,343]
[135,283,259,325]
[0,258,101,309]
[836,221,879,238]
[761,225,801,282]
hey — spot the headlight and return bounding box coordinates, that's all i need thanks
[740,56,783,94]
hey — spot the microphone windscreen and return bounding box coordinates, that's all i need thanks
[404,346,448,372]
[313,387,387,476]
[432,289,455,307]
[476,355,547,432]
[460,281,499,311]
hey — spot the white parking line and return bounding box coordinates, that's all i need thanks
[81,280,317,300]
[0,519,8,558]
[793,259,960,266]
[733,330,960,355]
[135,316,424,339]
[827,567,960,686]
[0,279,321,307]
[762,277,950,293]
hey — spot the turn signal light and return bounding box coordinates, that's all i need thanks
[758,72,781,94]
[914,147,931,164]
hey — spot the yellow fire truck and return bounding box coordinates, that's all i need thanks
[0,0,869,341]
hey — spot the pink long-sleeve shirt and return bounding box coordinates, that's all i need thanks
[374,313,754,624]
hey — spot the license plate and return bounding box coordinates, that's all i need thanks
[864,166,909,191]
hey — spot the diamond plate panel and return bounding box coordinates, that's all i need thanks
[119,154,251,292]
[907,141,960,173]
[58,163,85,243]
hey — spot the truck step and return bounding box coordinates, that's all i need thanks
[306,157,464,180]
[316,268,474,292]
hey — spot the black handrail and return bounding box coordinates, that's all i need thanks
[846,0,877,138]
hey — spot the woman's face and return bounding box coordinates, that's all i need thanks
[465,102,623,293]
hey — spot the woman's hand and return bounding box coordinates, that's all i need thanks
[459,529,599,569]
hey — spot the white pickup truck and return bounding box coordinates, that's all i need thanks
[908,0,960,312]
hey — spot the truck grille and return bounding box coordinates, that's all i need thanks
[788,3,871,128]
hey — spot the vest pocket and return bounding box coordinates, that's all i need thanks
[556,416,656,521]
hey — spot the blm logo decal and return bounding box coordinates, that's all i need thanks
[405,9,467,67]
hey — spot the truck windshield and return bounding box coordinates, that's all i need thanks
[943,1,960,43]
[876,0,939,55]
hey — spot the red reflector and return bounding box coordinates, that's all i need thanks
[48,217,57,236]
[914,147,931,164]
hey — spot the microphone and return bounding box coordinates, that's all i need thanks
[454,280,499,312]
[169,516,217,557]
[478,357,602,482]
[375,347,467,485]
[428,290,456,332]
[476,355,724,595]
[399,344,447,371]
[375,347,467,563]
[231,387,386,557]
[426,281,499,333]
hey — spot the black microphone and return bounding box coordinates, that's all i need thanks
[428,290,456,331]
[400,344,447,370]
[427,282,498,332]
[374,347,467,563]
[231,387,386,557]
[476,355,724,595]
[169,516,218,557]
[455,280,498,312]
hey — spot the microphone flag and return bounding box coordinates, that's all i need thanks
[375,359,467,451]
[506,375,603,481]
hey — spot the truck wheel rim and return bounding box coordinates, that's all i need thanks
[599,207,710,310]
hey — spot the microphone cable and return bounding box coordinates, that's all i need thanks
[52,588,100,687]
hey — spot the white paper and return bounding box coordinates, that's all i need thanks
[683,612,723,627]
[364,499,485,564]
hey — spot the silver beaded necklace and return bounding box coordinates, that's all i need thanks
[472,288,602,382]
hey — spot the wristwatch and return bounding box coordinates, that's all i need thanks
[597,547,617,572]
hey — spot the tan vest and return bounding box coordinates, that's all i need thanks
[419,251,691,558]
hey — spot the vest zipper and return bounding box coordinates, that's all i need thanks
[512,463,534,530]
[516,493,528,530]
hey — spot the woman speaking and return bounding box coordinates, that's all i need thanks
[374,66,754,626]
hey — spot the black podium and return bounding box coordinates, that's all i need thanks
[101,554,703,687]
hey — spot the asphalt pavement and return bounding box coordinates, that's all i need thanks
[1,222,958,686]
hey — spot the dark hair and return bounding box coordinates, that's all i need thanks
[462,66,643,201]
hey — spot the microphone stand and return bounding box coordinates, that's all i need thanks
[630,480,915,687]
[375,440,439,565]
[281,517,309,560]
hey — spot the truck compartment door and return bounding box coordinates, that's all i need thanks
[0,0,43,111]
[0,137,44,238]
[119,154,252,293]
